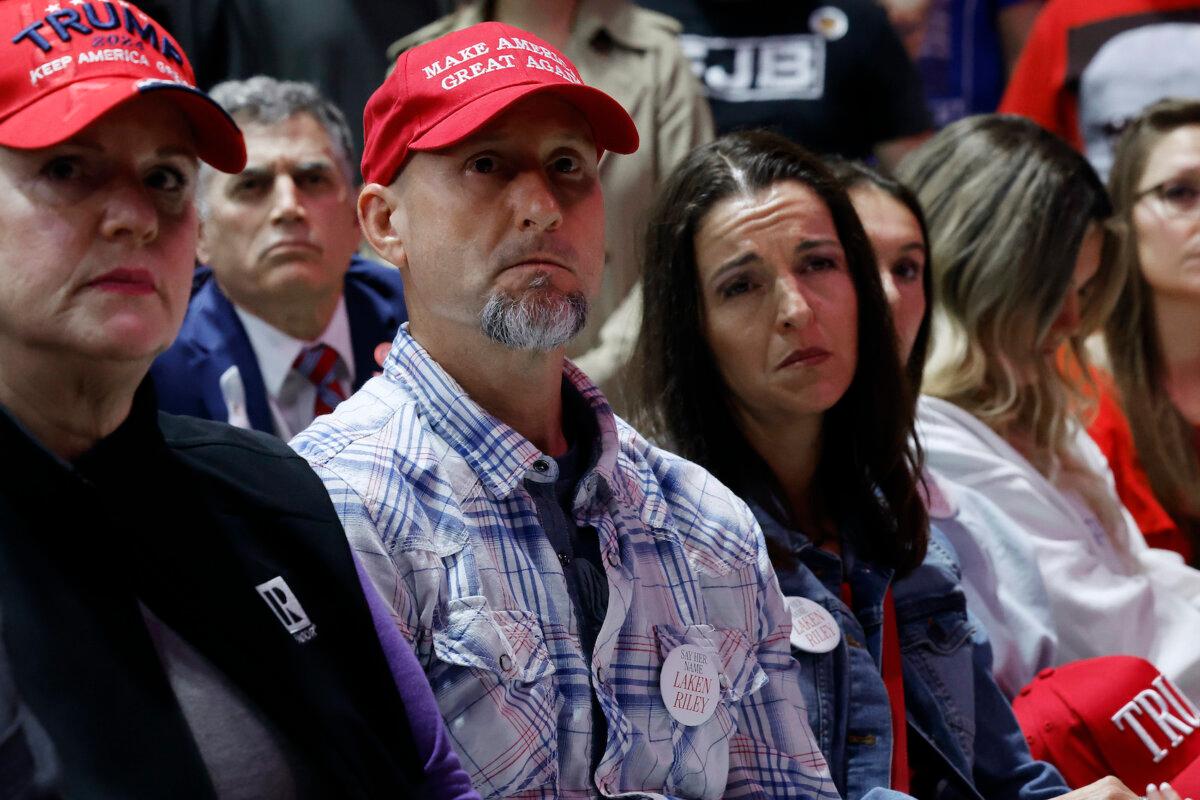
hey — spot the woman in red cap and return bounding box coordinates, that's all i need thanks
[0,2,476,797]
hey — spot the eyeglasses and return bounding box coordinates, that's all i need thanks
[1135,176,1200,219]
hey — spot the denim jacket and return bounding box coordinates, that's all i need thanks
[754,507,1069,800]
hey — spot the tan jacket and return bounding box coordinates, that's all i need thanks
[389,0,713,392]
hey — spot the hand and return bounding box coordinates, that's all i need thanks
[373,341,390,376]
[1148,782,1192,800]
[1051,777,1183,800]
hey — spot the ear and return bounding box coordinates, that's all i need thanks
[358,183,407,269]
[196,217,211,265]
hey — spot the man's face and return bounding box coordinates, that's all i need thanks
[0,95,199,365]
[199,113,360,306]
[390,94,605,350]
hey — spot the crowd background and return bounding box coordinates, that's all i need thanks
[150,0,1200,745]
[138,0,1200,400]
[149,0,1199,546]
[8,0,1200,796]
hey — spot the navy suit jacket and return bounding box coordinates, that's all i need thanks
[151,255,407,434]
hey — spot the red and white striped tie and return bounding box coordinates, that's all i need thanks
[292,343,348,418]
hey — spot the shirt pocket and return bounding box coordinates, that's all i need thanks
[430,596,559,799]
[898,602,977,758]
[653,623,768,800]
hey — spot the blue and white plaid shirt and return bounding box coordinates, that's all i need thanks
[291,327,838,800]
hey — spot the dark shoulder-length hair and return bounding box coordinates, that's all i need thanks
[825,158,934,392]
[633,130,928,575]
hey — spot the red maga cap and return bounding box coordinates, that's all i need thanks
[1014,657,1200,796]
[362,21,639,185]
[0,0,245,172]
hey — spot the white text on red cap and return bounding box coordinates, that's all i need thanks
[420,35,581,92]
[1111,675,1200,763]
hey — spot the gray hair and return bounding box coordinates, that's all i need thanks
[197,76,356,216]
[479,272,588,351]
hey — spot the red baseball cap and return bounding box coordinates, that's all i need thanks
[361,21,639,185]
[1014,657,1200,796]
[0,0,245,172]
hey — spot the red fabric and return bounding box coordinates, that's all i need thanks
[881,589,909,794]
[360,21,638,185]
[999,0,1200,150]
[840,583,909,792]
[1086,373,1192,562]
[293,344,349,417]
[0,1,244,171]
[1013,656,1200,795]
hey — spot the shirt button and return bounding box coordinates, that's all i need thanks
[558,552,571,567]
[532,459,550,473]
[584,475,598,492]
[595,666,606,683]
[499,654,512,672]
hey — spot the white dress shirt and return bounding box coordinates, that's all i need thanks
[232,299,354,439]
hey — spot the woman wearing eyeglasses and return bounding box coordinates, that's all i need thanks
[900,114,1200,701]
[1091,99,1200,562]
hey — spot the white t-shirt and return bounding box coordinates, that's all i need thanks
[921,466,1059,698]
[917,395,1200,699]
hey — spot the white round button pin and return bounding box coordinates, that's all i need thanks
[659,644,720,726]
[809,6,850,41]
[786,597,842,653]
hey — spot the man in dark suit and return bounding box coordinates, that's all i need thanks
[153,76,406,437]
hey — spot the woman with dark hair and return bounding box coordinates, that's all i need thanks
[635,130,1071,800]
[1094,98,1200,560]
[826,160,932,389]
[829,158,1059,698]
[899,114,1200,701]
[635,134,924,568]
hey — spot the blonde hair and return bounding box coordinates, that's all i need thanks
[1105,98,1200,536]
[898,115,1128,535]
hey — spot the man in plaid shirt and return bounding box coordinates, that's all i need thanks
[291,20,839,800]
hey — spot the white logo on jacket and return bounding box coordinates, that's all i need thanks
[256,576,317,643]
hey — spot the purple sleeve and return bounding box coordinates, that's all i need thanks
[353,556,480,800]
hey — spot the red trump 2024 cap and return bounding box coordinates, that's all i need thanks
[1014,657,1200,797]
[361,21,639,185]
[0,0,245,173]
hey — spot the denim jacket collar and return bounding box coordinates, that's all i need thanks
[755,504,894,625]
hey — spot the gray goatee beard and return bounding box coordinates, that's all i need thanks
[479,271,588,352]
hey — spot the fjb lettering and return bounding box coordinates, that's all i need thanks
[11,2,185,65]
[419,36,581,91]
[680,33,826,103]
[1110,674,1200,762]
